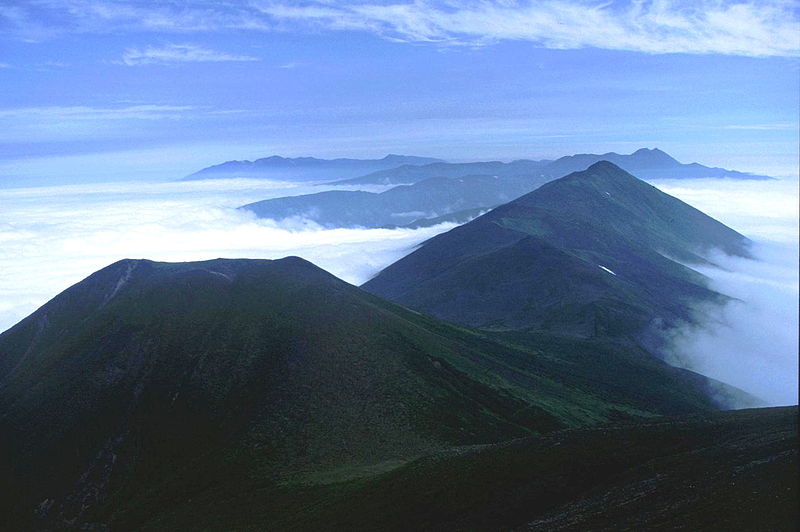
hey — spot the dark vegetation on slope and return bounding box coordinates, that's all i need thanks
[363,161,752,352]
[0,257,743,530]
[260,406,795,532]
[42,406,799,531]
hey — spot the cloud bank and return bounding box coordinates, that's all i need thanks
[2,0,798,57]
[656,178,799,406]
[0,178,445,333]
[667,243,798,406]
[0,175,796,406]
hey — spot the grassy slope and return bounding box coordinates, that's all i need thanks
[363,162,750,346]
[136,406,798,531]
[0,257,735,529]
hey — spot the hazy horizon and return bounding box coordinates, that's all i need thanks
[1,1,798,185]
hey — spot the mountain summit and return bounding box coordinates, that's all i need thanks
[0,253,749,528]
[363,161,750,347]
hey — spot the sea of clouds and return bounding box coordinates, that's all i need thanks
[655,178,798,406]
[0,175,797,405]
[0,178,457,333]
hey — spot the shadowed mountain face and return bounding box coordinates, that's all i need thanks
[182,154,443,181]
[334,148,771,186]
[363,161,751,349]
[0,256,745,529]
[240,174,546,228]
[192,406,792,532]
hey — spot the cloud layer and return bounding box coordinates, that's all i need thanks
[0,178,446,333]
[666,243,798,406]
[657,178,799,406]
[120,44,260,66]
[2,0,798,56]
[0,175,796,406]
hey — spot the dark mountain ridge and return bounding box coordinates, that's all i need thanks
[363,161,751,350]
[0,255,749,529]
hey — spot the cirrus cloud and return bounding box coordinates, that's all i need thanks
[120,43,260,66]
[255,0,800,56]
[2,0,798,57]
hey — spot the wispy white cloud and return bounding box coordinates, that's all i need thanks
[0,62,11,68]
[2,1,797,57]
[0,104,201,144]
[0,0,270,36]
[255,0,800,57]
[722,123,797,131]
[0,104,197,121]
[120,43,260,66]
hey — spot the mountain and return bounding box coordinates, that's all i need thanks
[0,256,748,529]
[240,174,548,228]
[332,159,553,186]
[182,154,443,181]
[334,148,771,186]
[363,161,752,352]
[543,147,771,181]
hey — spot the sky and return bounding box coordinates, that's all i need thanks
[1,0,799,185]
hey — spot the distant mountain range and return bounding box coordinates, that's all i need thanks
[334,147,771,185]
[363,161,752,352]
[183,148,771,184]
[236,148,771,229]
[183,154,443,181]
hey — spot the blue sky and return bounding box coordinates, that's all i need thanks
[1,0,798,185]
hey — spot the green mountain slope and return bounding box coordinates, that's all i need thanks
[0,256,741,529]
[363,161,751,348]
[226,406,793,532]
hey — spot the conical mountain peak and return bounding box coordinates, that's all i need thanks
[364,163,750,343]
